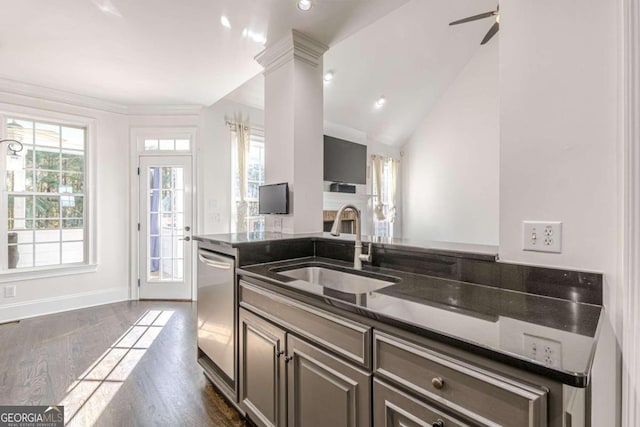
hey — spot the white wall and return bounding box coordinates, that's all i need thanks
[499,0,620,425]
[0,90,130,322]
[402,40,499,246]
[199,98,264,234]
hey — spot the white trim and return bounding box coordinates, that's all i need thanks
[0,109,97,273]
[129,127,198,301]
[0,78,127,115]
[0,77,203,116]
[127,105,203,116]
[0,286,129,324]
[255,30,329,73]
[622,0,640,425]
[0,263,97,283]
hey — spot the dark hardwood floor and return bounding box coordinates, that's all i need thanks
[0,301,246,426]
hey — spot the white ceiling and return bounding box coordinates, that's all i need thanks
[224,0,498,146]
[0,0,407,106]
[323,0,498,146]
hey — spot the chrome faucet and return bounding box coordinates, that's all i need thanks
[330,204,372,270]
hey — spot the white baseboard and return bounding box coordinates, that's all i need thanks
[0,287,130,323]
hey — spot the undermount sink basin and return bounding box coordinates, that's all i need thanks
[273,264,398,294]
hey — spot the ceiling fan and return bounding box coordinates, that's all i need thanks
[449,5,499,45]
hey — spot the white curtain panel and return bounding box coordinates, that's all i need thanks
[371,155,386,221]
[232,119,250,232]
[388,158,400,223]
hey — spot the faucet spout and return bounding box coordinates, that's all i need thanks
[330,204,371,269]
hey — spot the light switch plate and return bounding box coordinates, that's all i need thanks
[523,221,562,253]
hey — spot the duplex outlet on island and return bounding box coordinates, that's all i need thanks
[523,334,562,368]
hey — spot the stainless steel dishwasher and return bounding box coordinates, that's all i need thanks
[197,248,235,386]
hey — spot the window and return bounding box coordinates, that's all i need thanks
[231,129,265,233]
[143,138,190,151]
[5,116,87,269]
[372,155,399,239]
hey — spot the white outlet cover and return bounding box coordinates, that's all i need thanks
[523,221,562,253]
[4,285,16,298]
[523,334,562,368]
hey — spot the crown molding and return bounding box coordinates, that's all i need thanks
[0,77,128,114]
[127,104,203,116]
[0,77,204,116]
[255,30,329,74]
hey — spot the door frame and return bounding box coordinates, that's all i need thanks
[129,127,198,301]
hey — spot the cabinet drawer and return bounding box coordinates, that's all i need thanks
[240,280,371,368]
[373,331,547,427]
[374,378,471,427]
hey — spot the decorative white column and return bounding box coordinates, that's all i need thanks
[255,30,328,233]
[622,0,640,425]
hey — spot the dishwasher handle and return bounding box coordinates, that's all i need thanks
[198,250,233,270]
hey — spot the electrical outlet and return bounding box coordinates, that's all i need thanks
[523,334,562,368]
[523,221,562,253]
[4,285,16,298]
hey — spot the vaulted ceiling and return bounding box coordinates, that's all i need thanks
[223,0,498,146]
[0,0,406,105]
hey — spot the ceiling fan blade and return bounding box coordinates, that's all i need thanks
[449,11,496,26]
[481,21,499,45]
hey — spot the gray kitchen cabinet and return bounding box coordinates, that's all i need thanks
[373,378,471,427]
[239,308,287,427]
[239,280,372,427]
[237,276,566,427]
[287,334,372,427]
[373,331,548,427]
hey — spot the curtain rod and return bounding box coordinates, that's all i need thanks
[225,120,249,131]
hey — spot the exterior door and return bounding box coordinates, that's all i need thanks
[138,155,193,299]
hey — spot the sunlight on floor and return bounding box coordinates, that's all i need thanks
[59,310,174,426]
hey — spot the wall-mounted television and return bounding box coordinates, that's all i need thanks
[323,135,367,184]
[259,183,289,214]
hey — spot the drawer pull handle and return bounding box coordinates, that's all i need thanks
[431,377,445,390]
[432,420,445,427]
[276,350,285,358]
[284,355,293,363]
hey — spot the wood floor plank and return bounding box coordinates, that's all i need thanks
[0,301,246,427]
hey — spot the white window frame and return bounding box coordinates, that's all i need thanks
[231,126,265,233]
[372,156,397,239]
[0,107,97,283]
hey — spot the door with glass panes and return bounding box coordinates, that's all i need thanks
[138,156,192,299]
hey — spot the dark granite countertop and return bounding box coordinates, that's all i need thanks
[237,256,602,388]
[194,232,498,261]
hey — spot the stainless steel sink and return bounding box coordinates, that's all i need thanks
[274,265,397,294]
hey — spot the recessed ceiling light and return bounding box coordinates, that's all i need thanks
[220,15,231,29]
[375,96,386,108]
[297,0,312,11]
[323,71,334,83]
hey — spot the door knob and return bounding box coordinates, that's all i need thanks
[179,236,191,242]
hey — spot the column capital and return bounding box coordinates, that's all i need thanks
[255,30,329,73]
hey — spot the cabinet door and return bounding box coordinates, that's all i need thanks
[287,335,371,427]
[373,378,472,427]
[239,308,287,427]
